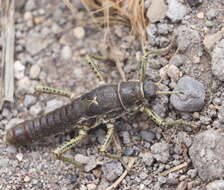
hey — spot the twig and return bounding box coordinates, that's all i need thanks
[106,157,137,190]
[0,0,15,109]
[159,162,188,176]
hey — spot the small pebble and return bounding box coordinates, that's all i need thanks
[30,64,41,79]
[73,26,85,40]
[102,161,123,182]
[166,0,187,22]
[170,76,205,112]
[14,60,25,80]
[206,9,217,20]
[24,176,31,182]
[16,77,32,95]
[61,45,72,60]
[16,153,23,161]
[24,11,33,21]
[140,152,154,166]
[87,183,97,190]
[197,12,204,19]
[0,158,10,168]
[121,131,131,144]
[139,130,155,142]
[151,142,170,163]
[206,180,224,190]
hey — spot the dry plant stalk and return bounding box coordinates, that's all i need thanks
[0,0,15,109]
[83,0,147,45]
[159,162,188,176]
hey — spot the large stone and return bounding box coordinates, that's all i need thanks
[189,130,224,181]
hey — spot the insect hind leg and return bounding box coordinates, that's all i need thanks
[53,129,88,168]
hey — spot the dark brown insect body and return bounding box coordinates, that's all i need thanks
[5,80,157,145]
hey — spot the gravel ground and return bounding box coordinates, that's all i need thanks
[1,0,224,189]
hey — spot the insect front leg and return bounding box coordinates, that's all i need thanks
[86,55,106,84]
[53,128,88,168]
[35,85,76,99]
[141,107,197,129]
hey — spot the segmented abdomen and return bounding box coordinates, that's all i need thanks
[5,102,78,145]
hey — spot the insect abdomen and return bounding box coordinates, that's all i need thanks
[5,103,79,145]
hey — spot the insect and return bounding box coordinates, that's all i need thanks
[5,47,196,168]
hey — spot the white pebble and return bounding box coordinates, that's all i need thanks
[14,60,25,80]
[61,45,72,60]
[73,26,85,40]
[16,153,23,161]
[30,64,41,79]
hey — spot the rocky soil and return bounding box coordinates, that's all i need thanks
[1,0,224,189]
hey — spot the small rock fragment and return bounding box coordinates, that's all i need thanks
[151,142,170,163]
[0,158,10,168]
[206,8,217,20]
[25,0,36,11]
[61,45,72,60]
[14,61,25,80]
[139,130,155,142]
[189,129,224,181]
[74,154,89,164]
[121,131,131,144]
[146,0,167,23]
[73,26,85,40]
[26,32,48,55]
[166,64,182,82]
[203,28,224,51]
[206,180,224,190]
[170,76,205,112]
[24,176,31,182]
[211,39,224,81]
[85,156,97,172]
[16,153,23,161]
[196,12,204,19]
[166,0,188,22]
[87,183,97,190]
[102,161,123,182]
[16,77,32,95]
[175,26,202,57]
[30,64,41,79]
[140,152,154,166]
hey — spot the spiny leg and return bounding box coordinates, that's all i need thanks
[99,123,121,159]
[86,55,106,84]
[35,85,75,99]
[139,43,173,83]
[53,129,88,168]
[141,107,197,129]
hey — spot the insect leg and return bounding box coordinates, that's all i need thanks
[86,55,106,84]
[139,43,173,82]
[99,123,122,160]
[53,129,88,167]
[35,85,76,99]
[141,107,197,129]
